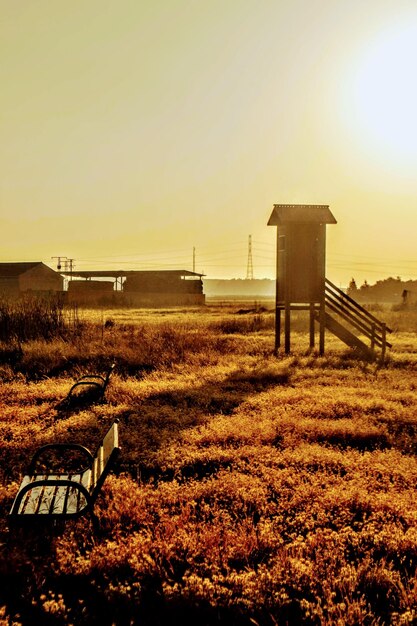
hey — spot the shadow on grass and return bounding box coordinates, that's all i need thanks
[118,364,290,478]
[145,364,290,415]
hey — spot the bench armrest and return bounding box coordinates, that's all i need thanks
[68,380,105,397]
[74,375,106,383]
[28,444,94,473]
[10,477,92,516]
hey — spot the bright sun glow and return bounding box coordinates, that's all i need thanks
[350,22,417,166]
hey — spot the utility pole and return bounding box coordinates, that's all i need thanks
[51,256,67,271]
[193,247,196,273]
[246,235,253,280]
[65,259,75,281]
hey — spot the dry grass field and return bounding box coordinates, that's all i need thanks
[0,300,417,625]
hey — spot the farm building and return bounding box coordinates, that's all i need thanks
[64,270,205,306]
[0,262,63,297]
[67,280,115,304]
[123,271,204,306]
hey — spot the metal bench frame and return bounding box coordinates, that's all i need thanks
[9,420,120,528]
[66,363,115,403]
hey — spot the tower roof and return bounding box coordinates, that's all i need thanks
[268,204,337,225]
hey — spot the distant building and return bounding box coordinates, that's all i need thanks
[0,262,64,297]
[64,269,205,306]
[123,271,204,306]
[67,280,114,304]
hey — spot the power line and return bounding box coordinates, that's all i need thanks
[57,238,417,280]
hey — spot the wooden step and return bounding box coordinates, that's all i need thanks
[315,311,376,360]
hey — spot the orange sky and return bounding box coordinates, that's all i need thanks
[1,0,417,285]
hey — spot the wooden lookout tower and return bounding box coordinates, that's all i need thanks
[268,204,392,360]
[268,204,336,354]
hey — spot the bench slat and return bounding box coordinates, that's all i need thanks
[66,470,92,514]
[38,480,58,514]
[49,480,67,514]
[98,447,104,479]
[13,475,32,514]
[103,424,117,466]
[64,481,81,515]
[19,475,46,514]
[92,457,98,487]
[91,448,104,487]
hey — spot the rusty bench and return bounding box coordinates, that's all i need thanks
[65,363,115,406]
[9,420,120,527]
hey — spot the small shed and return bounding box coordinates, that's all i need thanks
[0,262,64,297]
[268,204,336,353]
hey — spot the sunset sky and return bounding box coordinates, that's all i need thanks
[1,0,417,285]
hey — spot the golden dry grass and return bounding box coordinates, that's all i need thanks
[0,305,416,625]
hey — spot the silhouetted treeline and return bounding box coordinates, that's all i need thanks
[203,277,417,304]
[347,276,417,304]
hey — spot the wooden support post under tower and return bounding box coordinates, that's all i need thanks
[285,303,291,354]
[275,307,281,352]
[309,303,315,349]
[275,246,281,352]
[381,323,387,364]
[319,300,325,356]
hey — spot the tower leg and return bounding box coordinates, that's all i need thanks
[319,302,325,355]
[309,304,315,349]
[285,303,291,353]
[275,307,281,353]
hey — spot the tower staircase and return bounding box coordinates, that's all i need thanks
[317,279,392,361]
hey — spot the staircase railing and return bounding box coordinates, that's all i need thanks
[325,279,392,358]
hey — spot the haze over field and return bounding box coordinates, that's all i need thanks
[1,0,417,284]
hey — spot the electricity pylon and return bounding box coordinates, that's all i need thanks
[246,235,253,280]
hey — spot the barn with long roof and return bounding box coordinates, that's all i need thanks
[0,262,63,297]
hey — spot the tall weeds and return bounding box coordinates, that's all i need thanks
[0,296,79,342]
